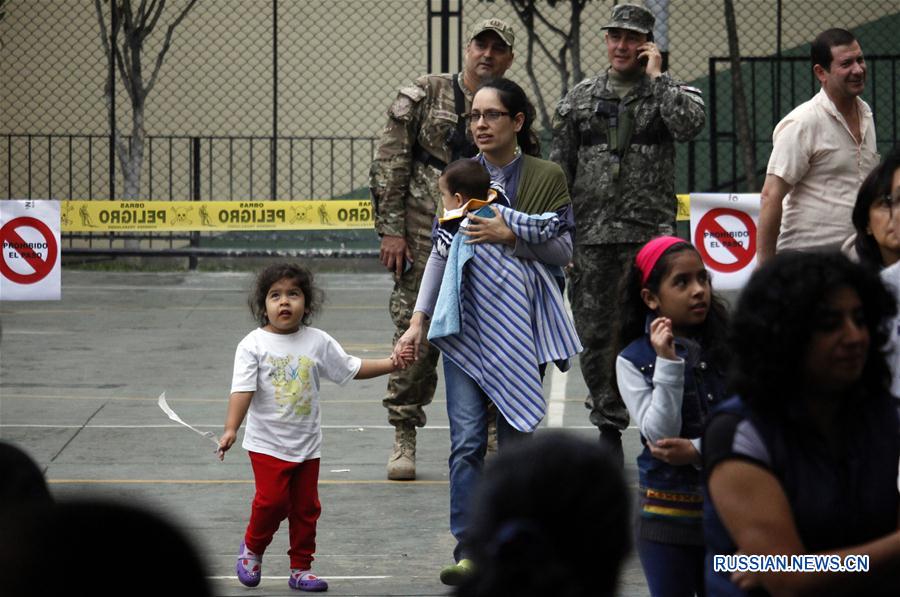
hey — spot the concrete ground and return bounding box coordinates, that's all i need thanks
[0,267,652,596]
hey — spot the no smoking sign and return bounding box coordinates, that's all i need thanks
[694,208,757,273]
[0,200,61,301]
[689,194,761,291]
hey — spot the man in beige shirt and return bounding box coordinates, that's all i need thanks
[757,28,880,264]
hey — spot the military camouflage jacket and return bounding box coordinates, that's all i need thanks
[550,70,705,245]
[370,73,474,245]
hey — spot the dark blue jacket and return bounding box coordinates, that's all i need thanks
[703,394,900,596]
[620,333,726,543]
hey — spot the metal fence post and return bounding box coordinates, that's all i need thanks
[190,136,200,270]
[271,0,279,201]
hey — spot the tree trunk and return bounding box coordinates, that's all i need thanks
[122,103,144,201]
[723,0,758,190]
[516,2,553,132]
[569,0,583,85]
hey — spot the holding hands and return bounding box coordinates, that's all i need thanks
[393,312,427,364]
[649,316,677,360]
[391,342,417,369]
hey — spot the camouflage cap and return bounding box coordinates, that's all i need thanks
[601,3,654,35]
[467,18,515,49]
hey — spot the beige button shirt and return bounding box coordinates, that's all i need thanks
[767,88,880,252]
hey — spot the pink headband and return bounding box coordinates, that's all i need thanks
[635,236,687,285]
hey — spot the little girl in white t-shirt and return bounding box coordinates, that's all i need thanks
[217,263,413,592]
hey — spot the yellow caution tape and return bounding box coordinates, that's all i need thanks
[676,194,689,221]
[60,200,375,232]
[61,195,691,232]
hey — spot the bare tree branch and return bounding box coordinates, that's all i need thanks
[145,0,197,97]
[569,0,587,83]
[121,0,135,35]
[136,0,149,28]
[143,0,161,30]
[95,0,199,199]
[530,5,568,41]
[515,1,552,130]
[723,0,757,190]
[94,0,129,164]
[145,0,166,36]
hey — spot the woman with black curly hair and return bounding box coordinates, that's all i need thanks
[849,144,900,270]
[703,251,900,596]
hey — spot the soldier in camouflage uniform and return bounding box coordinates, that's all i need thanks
[549,3,705,463]
[370,19,516,480]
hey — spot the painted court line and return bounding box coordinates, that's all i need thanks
[47,479,449,485]
[0,394,455,404]
[546,365,567,428]
[546,294,575,428]
[1,423,609,430]
[1,423,447,430]
[208,575,390,580]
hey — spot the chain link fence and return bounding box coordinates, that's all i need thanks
[1,0,897,253]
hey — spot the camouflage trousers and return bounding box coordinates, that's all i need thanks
[568,243,640,431]
[383,238,440,428]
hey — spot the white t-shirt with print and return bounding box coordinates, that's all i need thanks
[231,326,362,462]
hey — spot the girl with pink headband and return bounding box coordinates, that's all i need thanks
[611,236,730,596]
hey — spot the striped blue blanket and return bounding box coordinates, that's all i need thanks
[428,205,582,432]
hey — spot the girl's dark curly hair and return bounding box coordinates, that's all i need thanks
[475,78,541,157]
[852,144,900,270]
[611,242,730,397]
[456,431,630,597]
[728,251,896,416]
[248,263,323,327]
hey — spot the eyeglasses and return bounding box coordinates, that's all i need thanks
[464,111,510,123]
[873,192,900,213]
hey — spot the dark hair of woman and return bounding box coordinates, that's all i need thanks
[852,144,900,269]
[728,251,896,417]
[476,78,541,157]
[249,262,323,327]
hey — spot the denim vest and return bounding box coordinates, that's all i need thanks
[620,333,726,538]
[703,395,900,596]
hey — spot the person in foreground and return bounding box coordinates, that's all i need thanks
[703,251,900,596]
[614,236,729,596]
[217,263,413,592]
[454,431,631,597]
[0,499,213,597]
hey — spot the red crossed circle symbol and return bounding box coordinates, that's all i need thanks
[693,208,756,273]
[0,217,59,284]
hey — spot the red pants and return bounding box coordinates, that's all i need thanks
[245,452,321,570]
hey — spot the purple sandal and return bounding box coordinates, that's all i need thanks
[236,541,262,587]
[288,570,328,592]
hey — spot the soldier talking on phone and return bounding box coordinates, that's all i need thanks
[550,3,706,463]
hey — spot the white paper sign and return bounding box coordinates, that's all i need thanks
[689,193,760,291]
[0,200,62,301]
